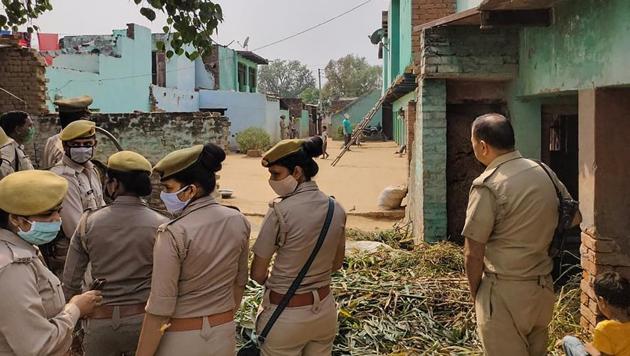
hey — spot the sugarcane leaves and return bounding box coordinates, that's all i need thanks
[0,0,221,60]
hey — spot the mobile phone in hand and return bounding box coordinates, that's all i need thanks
[90,278,107,291]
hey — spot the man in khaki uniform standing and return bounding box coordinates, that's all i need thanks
[48,120,105,276]
[43,96,93,169]
[0,111,35,178]
[63,151,169,355]
[463,113,575,356]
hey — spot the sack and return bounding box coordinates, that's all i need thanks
[377,185,408,210]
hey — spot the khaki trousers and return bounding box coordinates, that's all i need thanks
[156,320,236,356]
[256,289,337,356]
[83,314,143,356]
[475,274,555,356]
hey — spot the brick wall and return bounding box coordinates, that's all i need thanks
[26,112,230,209]
[0,39,48,115]
[409,79,447,243]
[412,0,456,64]
[578,88,630,331]
[420,26,518,80]
[406,100,416,169]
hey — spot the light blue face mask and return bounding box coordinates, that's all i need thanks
[17,220,62,245]
[160,185,191,214]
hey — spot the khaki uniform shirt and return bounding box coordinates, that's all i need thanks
[43,133,64,170]
[253,181,347,294]
[0,229,81,355]
[145,196,250,318]
[63,196,169,305]
[51,155,106,238]
[462,151,571,278]
[0,139,34,179]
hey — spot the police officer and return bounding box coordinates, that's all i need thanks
[0,127,12,179]
[63,151,169,355]
[280,115,287,140]
[462,113,575,356]
[250,137,347,355]
[48,119,105,276]
[0,111,35,178]
[0,170,102,355]
[136,143,250,356]
[43,95,93,169]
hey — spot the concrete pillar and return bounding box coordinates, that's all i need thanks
[578,88,630,331]
[410,79,447,243]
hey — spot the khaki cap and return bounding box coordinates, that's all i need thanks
[60,120,96,141]
[0,170,68,216]
[154,145,203,179]
[0,127,9,146]
[261,139,304,167]
[54,95,93,113]
[107,151,152,173]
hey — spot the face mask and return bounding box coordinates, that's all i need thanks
[160,185,191,214]
[17,220,62,245]
[69,147,94,164]
[269,175,298,197]
[24,127,35,144]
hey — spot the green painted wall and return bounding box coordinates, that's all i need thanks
[218,46,237,91]
[331,89,383,139]
[456,0,482,12]
[399,0,413,73]
[389,0,401,84]
[384,0,412,90]
[392,91,415,145]
[518,0,630,97]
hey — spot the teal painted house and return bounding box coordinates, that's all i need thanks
[407,0,630,331]
[330,89,383,139]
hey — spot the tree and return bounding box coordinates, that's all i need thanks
[0,0,222,59]
[299,87,320,105]
[258,59,316,98]
[322,54,382,101]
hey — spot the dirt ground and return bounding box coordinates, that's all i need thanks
[218,139,408,232]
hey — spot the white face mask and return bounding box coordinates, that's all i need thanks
[268,175,298,197]
[69,147,94,164]
[160,185,191,214]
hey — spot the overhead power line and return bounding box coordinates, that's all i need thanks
[252,0,373,52]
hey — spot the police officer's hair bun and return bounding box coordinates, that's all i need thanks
[200,143,226,173]
[302,136,324,158]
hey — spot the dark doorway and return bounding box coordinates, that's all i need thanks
[541,104,580,285]
[382,103,393,140]
[446,103,506,244]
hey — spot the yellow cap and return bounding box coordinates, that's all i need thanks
[107,151,152,173]
[54,95,93,113]
[60,119,96,141]
[0,170,68,216]
[261,139,304,167]
[154,145,203,179]
[0,127,9,146]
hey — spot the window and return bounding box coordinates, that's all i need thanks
[238,63,247,92]
[152,51,166,86]
[249,67,257,92]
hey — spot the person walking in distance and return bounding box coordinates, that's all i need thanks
[320,125,330,159]
[63,151,169,356]
[250,137,347,355]
[462,113,579,356]
[342,114,352,151]
[280,115,288,140]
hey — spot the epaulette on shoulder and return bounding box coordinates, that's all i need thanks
[472,167,499,187]
[3,241,36,266]
[221,204,241,212]
[148,206,172,219]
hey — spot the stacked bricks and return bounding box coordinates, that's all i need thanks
[406,99,416,169]
[412,0,456,65]
[420,26,519,80]
[0,39,48,115]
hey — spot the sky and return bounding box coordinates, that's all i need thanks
[30,0,389,78]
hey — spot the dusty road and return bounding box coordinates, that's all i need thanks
[218,140,408,231]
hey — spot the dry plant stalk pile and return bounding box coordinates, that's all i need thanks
[236,224,585,355]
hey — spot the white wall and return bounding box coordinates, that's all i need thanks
[265,98,282,142]
[151,84,199,112]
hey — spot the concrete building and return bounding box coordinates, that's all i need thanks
[43,24,281,146]
[402,0,630,331]
[330,89,383,140]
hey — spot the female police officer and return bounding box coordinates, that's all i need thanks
[63,151,169,355]
[0,170,101,355]
[250,137,347,356]
[136,143,250,356]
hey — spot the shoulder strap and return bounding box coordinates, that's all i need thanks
[258,197,335,344]
[271,202,289,248]
[533,160,562,201]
